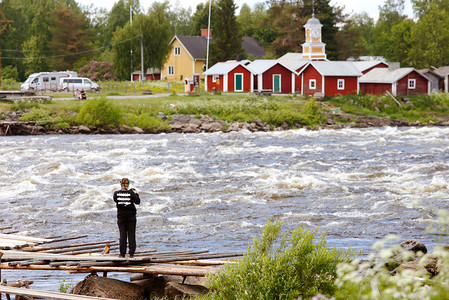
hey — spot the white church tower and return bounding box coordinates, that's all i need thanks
[301,14,326,60]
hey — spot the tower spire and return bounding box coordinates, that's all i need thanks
[312,0,315,17]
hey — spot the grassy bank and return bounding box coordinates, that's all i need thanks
[2,92,449,131]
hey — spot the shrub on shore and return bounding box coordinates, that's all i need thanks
[75,97,122,128]
[205,220,355,300]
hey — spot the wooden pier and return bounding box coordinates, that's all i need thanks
[0,228,243,299]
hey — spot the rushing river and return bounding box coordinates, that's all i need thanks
[1,127,448,290]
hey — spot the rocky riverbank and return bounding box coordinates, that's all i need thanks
[2,110,449,136]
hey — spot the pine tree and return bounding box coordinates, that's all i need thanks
[209,0,243,66]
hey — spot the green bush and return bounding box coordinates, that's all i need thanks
[11,101,40,111]
[20,108,54,121]
[75,97,122,128]
[206,220,355,300]
[125,113,165,130]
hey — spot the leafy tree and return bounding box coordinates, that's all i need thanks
[209,0,243,65]
[408,4,449,68]
[383,19,414,66]
[371,0,407,57]
[237,4,254,36]
[334,19,367,60]
[263,0,342,59]
[412,0,449,18]
[190,2,218,36]
[168,2,192,35]
[348,12,376,56]
[22,35,49,76]
[102,0,140,47]
[1,65,19,81]
[48,2,95,70]
[112,2,173,80]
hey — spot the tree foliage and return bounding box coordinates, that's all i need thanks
[112,2,173,80]
[209,0,243,65]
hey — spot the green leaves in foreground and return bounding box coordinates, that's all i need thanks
[206,220,355,300]
[75,97,123,128]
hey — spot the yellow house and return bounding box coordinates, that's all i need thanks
[162,30,211,82]
[162,29,266,82]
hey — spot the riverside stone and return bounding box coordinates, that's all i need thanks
[71,275,147,299]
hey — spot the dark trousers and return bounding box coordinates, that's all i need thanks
[117,214,137,256]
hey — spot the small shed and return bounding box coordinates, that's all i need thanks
[297,61,362,97]
[131,68,161,81]
[418,69,444,93]
[359,68,430,96]
[247,60,296,94]
[434,66,449,92]
[203,61,254,92]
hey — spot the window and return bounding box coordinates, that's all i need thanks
[168,66,174,76]
[309,79,316,89]
[408,79,416,89]
[174,47,181,56]
[43,77,49,82]
[212,75,219,83]
[51,77,56,81]
[337,79,345,90]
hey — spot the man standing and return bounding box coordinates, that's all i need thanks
[113,178,140,258]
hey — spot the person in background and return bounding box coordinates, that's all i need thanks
[74,89,80,100]
[80,89,87,101]
[113,178,141,258]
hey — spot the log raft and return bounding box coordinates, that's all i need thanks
[0,232,243,277]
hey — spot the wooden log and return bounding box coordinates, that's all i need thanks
[0,227,12,231]
[0,285,116,300]
[41,235,88,244]
[0,233,50,243]
[23,240,115,252]
[44,242,118,254]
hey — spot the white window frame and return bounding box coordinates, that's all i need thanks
[174,46,181,56]
[168,66,174,76]
[408,79,416,89]
[337,79,345,90]
[309,79,316,89]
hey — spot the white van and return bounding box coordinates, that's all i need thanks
[21,71,77,91]
[59,77,101,92]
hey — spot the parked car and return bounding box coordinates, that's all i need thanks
[59,77,100,92]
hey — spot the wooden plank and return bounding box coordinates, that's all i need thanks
[0,251,130,262]
[0,285,116,300]
[0,262,218,276]
[23,240,114,252]
[0,233,51,243]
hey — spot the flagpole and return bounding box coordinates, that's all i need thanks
[130,6,133,81]
[205,0,212,91]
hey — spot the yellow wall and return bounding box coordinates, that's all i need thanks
[162,38,205,82]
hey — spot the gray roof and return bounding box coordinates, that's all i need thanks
[203,61,253,75]
[176,36,209,60]
[435,66,449,77]
[278,53,310,71]
[173,36,266,60]
[359,67,426,83]
[352,61,388,72]
[247,59,296,75]
[300,61,362,76]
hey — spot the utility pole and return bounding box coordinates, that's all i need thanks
[140,33,144,87]
[0,9,14,89]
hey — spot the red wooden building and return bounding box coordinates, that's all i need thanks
[247,60,296,94]
[297,61,362,97]
[203,61,254,92]
[359,68,430,96]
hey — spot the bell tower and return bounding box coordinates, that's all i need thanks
[301,14,326,60]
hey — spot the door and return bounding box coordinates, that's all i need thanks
[273,75,281,93]
[235,73,243,92]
